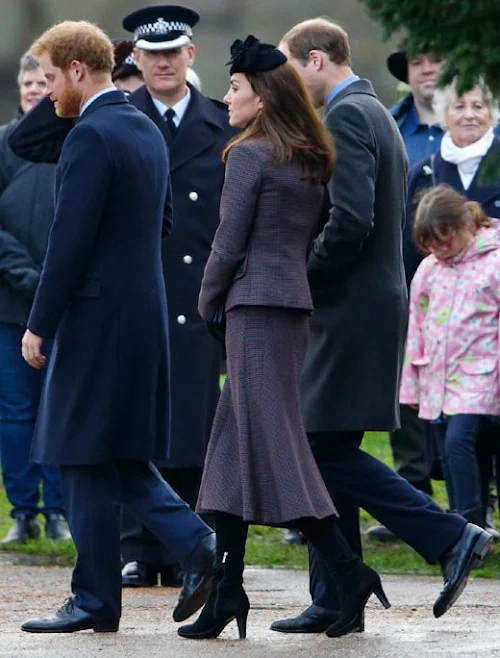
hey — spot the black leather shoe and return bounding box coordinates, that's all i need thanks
[271,605,365,633]
[282,529,307,545]
[45,514,71,540]
[173,533,216,622]
[433,523,493,618]
[160,563,183,587]
[366,525,397,542]
[21,598,119,633]
[1,515,41,545]
[122,561,158,587]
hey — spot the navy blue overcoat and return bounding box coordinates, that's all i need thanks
[27,91,172,465]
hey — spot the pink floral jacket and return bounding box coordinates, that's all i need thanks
[400,227,500,419]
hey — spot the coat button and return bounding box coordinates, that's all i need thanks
[189,191,198,201]
[177,315,186,324]
[494,200,500,208]
[183,255,193,264]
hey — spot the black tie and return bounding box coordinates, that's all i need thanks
[165,108,177,143]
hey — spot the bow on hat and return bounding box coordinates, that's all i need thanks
[227,35,287,75]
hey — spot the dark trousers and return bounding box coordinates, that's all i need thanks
[60,461,212,620]
[389,404,434,493]
[120,466,203,567]
[307,431,467,610]
[0,323,64,518]
[432,414,482,518]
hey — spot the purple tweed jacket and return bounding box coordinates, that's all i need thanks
[198,137,325,319]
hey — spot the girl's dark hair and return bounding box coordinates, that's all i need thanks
[414,184,491,254]
[222,63,334,184]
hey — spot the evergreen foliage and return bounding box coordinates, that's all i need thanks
[360,0,500,96]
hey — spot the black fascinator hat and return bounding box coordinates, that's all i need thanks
[227,35,287,75]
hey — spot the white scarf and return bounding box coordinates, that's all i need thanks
[440,127,495,190]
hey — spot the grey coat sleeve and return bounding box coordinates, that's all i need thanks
[308,102,376,276]
[0,228,40,297]
[198,143,262,319]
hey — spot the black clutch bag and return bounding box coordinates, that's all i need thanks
[206,304,226,344]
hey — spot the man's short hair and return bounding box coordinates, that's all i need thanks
[281,17,351,66]
[31,21,114,74]
[17,51,40,87]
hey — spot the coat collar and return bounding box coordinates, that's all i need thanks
[129,83,229,172]
[325,78,377,115]
[432,138,500,206]
[77,90,128,122]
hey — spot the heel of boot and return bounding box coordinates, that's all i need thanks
[236,611,248,639]
[373,581,391,609]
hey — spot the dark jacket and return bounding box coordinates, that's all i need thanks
[129,84,235,468]
[28,91,172,465]
[0,116,56,324]
[404,138,500,287]
[302,79,409,432]
[199,137,325,318]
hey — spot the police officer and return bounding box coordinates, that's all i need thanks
[120,4,236,587]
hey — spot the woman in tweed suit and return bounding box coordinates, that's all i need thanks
[178,36,389,641]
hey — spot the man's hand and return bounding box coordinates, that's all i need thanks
[22,329,46,369]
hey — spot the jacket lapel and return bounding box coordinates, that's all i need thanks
[168,87,223,173]
[467,139,500,206]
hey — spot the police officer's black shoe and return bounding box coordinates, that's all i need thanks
[1,515,41,545]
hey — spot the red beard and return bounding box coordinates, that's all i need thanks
[54,73,82,118]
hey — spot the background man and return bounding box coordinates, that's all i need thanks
[20,20,215,634]
[0,51,70,545]
[387,50,443,166]
[271,17,492,634]
[120,4,235,588]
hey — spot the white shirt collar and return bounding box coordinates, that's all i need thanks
[151,86,191,127]
[80,87,117,117]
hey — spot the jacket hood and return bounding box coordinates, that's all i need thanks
[445,225,500,265]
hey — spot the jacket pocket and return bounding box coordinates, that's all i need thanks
[72,278,101,299]
[459,358,496,375]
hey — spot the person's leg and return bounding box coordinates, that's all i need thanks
[390,404,433,493]
[60,463,122,621]
[178,511,250,640]
[443,414,483,524]
[307,431,363,610]
[116,460,215,621]
[0,323,43,540]
[433,420,456,510]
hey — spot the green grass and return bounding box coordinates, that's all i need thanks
[1,432,499,576]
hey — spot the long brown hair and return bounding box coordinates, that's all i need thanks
[414,185,491,253]
[222,62,334,184]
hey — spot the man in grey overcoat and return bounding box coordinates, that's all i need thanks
[273,17,493,631]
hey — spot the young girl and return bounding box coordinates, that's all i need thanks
[400,184,500,526]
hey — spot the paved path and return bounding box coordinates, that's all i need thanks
[0,558,499,657]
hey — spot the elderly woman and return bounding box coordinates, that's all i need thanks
[403,80,500,532]
[404,80,500,285]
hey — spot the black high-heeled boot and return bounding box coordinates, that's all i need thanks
[298,516,391,638]
[178,512,250,640]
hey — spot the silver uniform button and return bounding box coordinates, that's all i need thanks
[189,191,199,201]
[429,135,435,141]
[183,255,193,264]
[177,315,187,325]
[494,200,500,208]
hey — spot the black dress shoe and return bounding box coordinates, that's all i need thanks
[282,529,307,545]
[160,563,183,587]
[271,604,364,633]
[21,598,119,633]
[1,515,41,545]
[366,525,398,542]
[173,532,216,622]
[122,561,158,587]
[433,523,493,618]
[45,513,71,540]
